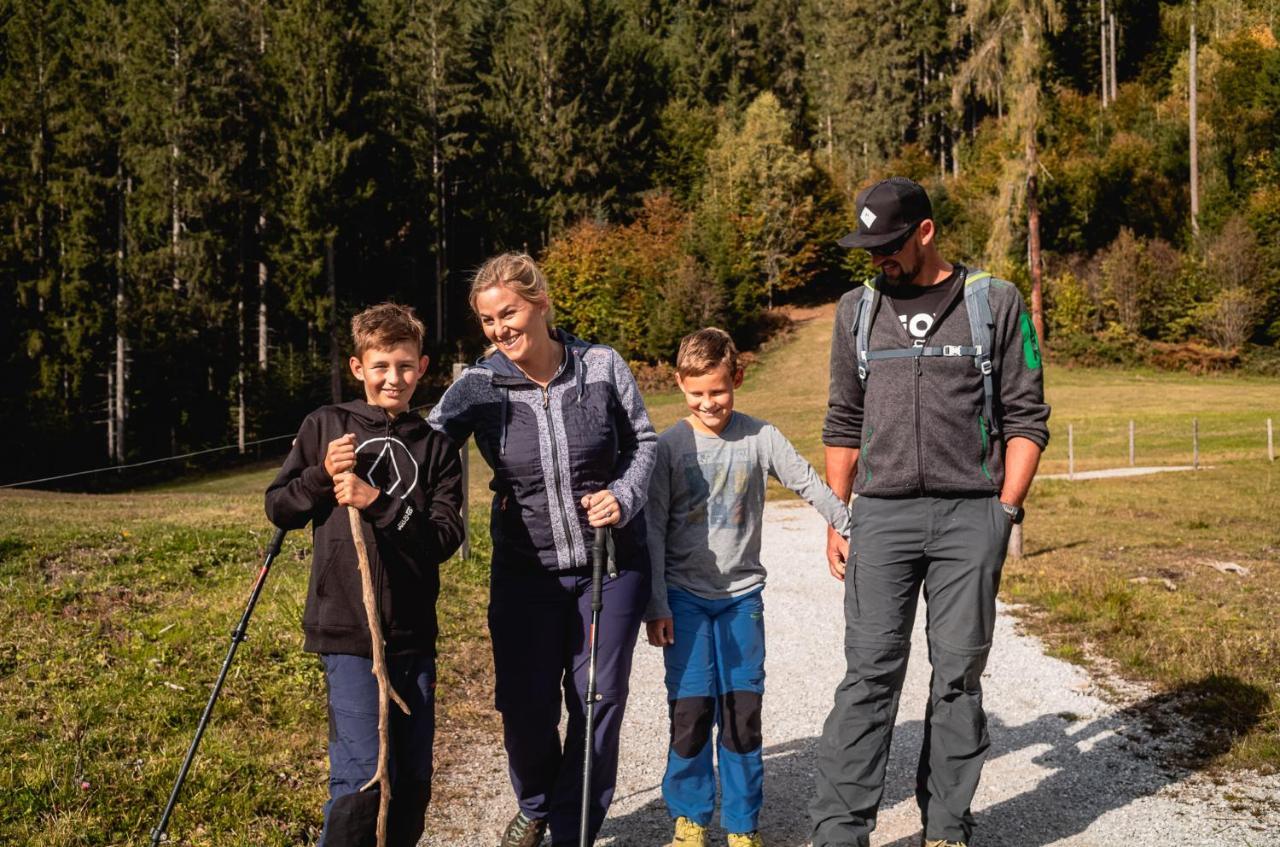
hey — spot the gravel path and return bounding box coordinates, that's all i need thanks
[426,501,1280,846]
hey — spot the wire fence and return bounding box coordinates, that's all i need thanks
[1038,414,1278,475]
[1,402,439,491]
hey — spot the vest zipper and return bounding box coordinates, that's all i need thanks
[543,385,579,569]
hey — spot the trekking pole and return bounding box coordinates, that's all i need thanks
[149,526,287,846]
[580,526,616,847]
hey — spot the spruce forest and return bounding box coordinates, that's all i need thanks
[3,0,1277,484]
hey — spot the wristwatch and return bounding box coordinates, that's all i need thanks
[1000,502,1025,524]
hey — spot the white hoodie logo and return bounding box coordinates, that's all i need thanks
[355,436,420,500]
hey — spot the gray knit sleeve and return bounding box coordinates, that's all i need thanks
[764,424,852,537]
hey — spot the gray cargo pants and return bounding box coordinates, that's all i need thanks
[810,495,1013,846]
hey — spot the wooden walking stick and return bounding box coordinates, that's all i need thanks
[348,505,410,847]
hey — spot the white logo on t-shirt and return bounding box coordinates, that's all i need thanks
[898,312,934,339]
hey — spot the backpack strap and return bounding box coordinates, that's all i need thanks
[964,269,998,435]
[853,276,881,389]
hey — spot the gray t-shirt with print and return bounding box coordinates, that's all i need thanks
[644,412,852,621]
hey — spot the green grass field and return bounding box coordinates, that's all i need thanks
[2,305,1277,843]
[0,485,493,845]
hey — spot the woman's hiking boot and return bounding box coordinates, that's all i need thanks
[727,832,764,847]
[667,815,707,847]
[498,810,547,847]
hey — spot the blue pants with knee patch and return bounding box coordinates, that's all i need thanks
[662,586,766,834]
[319,652,435,847]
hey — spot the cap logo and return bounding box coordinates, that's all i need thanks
[860,207,878,229]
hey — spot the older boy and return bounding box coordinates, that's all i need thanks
[266,303,465,847]
[645,328,851,847]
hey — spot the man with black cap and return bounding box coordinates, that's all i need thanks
[810,177,1050,847]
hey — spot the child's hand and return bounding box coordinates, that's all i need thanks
[646,618,674,647]
[581,489,621,527]
[827,526,848,581]
[334,472,380,510]
[324,434,357,477]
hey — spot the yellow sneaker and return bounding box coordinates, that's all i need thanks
[668,816,707,847]
[726,833,764,847]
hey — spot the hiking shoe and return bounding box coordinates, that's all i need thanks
[667,816,707,847]
[498,811,547,847]
[923,840,967,847]
[727,832,764,847]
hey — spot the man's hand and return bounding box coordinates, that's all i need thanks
[324,434,357,478]
[582,489,621,527]
[827,525,848,582]
[646,618,674,647]
[334,472,380,510]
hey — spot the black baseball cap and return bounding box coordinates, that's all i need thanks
[837,177,933,249]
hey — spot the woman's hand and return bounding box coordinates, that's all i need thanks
[646,618,674,647]
[581,489,621,527]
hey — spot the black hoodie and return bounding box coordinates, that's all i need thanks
[265,400,465,657]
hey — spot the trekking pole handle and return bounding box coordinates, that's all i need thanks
[591,527,607,613]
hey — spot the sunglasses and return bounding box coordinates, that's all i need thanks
[866,225,919,257]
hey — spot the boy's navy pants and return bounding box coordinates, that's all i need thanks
[811,495,1012,847]
[662,585,767,835]
[488,560,648,845]
[319,652,435,847]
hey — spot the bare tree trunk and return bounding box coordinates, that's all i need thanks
[238,299,246,454]
[1189,0,1199,238]
[115,166,129,464]
[258,212,269,371]
[258,17,269,371]
[171,24,182,291]
[1100,0,1109,107]
[826,113,835,171]
[328,237,342,403]
[107,367,115,460]
[1109,14,1118,101]
[1027,141,1046,346]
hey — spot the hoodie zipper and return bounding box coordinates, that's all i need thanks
[542,384,580,569]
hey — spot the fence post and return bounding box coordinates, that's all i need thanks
[1129,419,1135,467]
[453,362,471,559]
[1192,418,1199,470]
[1269,418,1275,463]
[1068,424,1075,480]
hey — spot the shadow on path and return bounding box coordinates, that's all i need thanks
[601,675,1267,846]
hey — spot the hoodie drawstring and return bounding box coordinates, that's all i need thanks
[499,386,509,456]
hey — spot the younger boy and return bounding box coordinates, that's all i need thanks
[265,303,465,847]
[645,328,851,847]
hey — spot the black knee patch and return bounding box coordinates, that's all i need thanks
[669,696,715,758]
[325,788,380,847]
[719,690,763,754]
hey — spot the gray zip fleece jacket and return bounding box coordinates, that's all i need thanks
[428,330,657,572]
[823,265,1050,497]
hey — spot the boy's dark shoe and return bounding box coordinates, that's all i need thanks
[499,810,547,847]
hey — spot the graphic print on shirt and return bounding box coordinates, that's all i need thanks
[898,310,935,345]
[354,436,420,500]
[681,449,750,528]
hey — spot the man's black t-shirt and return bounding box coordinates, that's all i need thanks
[883,265,963,347]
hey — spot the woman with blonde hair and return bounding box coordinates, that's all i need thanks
[429,252,656,846]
